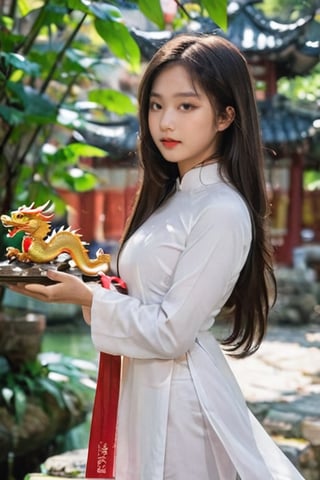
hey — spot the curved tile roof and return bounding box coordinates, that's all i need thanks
[259,96,319,148]
[225,1,319,75]
[130,0,320,76]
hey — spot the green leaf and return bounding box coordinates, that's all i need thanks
[61,142,107,158]
[23,359,44,376]
[13,385,27,423]
[0,15,13,29]
[88,89,137,115]
[28,49,57,75]
[0,105,25,125]
[88,2,123,22]
[69,357,97,373]
[17,0,43,17]
[0,30,25,53]
[37,3,69,27]
[66,0,91,14]
[1,52,40,76]
[202,0,228,31]
[64,49,100,74]
[44,143,106,166]
[6,80,27,104]
[37,377,65,408]
[20,375,35,393]
[0,351,95,426]
[69,170,98,192]
[5,82,58,124]
[48,362,83,379]
[138,0,165,29]
[43,148,79,166]
[24,89,57,120]
[0,356,10,375]
[94,18,141,72]
[50,167,98,192]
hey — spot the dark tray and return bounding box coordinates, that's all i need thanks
[0,260,98,285]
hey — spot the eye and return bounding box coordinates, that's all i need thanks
[149,101,161,111]
[179,103,195,111]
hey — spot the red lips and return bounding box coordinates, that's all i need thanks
[160,138,180,148]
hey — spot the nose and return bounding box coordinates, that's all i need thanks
[159,108,175,131]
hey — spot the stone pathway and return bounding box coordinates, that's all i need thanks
[227,322,320,479]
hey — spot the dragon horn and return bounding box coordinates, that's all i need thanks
[18,201,55,220]
[19,201,54,215]
[18,202,34,212]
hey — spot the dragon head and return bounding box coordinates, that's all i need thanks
[1,201,55,238]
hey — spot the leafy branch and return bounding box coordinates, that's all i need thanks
[0,353,96,424]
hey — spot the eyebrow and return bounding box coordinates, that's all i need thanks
[149,91,199,98]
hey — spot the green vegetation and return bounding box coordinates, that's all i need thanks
[0,353,95,424]
[278,64,320,105]
[258,0,317,20]
[258,0,320,107]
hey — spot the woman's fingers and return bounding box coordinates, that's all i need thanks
[8,270,94,306]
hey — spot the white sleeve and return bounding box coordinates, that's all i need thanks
[90,202,251,359]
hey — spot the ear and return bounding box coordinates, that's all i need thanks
[217,106,235,132]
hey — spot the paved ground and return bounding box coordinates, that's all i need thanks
[226,322,320,476]
[227,322,320,405]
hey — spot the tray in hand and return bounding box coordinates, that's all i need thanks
[0,259,98,285]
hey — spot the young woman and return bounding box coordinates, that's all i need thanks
[10,35,305,479]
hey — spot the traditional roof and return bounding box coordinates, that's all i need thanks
[131,0,320,77]
[258,95,319,151]
[225,0,320,76]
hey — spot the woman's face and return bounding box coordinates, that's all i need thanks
[148,64,229,177]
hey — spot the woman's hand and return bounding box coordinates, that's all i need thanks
[8,269,94,308]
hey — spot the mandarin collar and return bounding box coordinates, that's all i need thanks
[177,163,223,192]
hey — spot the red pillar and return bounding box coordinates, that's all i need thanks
[275,153,303,265]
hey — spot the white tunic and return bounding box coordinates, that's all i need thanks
[90,164,305,480]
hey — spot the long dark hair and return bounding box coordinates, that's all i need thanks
[119,34,276,357]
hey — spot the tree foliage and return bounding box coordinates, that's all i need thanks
[278,63,320,105]
[258,0,320,106]
[258,0,318,20]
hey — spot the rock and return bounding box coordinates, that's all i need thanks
[273,436,311,468]
[42,448,87,477]
[263,410,303,438]
[302,418,320,446]
[0,312,45,368]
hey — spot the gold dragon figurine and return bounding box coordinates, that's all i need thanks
[1,201,110,276]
